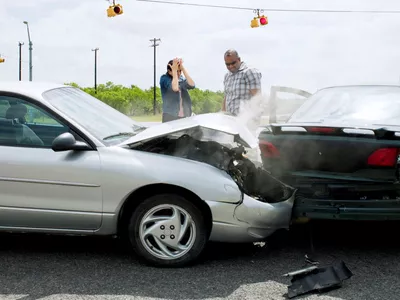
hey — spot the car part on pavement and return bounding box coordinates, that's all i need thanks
[283,259,353,298]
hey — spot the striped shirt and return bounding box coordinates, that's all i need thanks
[223,62,262,115]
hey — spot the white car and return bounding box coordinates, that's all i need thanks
[0,81,295,267]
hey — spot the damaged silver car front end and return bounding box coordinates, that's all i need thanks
[123,113,296,243]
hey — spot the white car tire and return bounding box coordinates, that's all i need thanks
[128,194,208,267]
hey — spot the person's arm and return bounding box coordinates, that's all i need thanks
[222,73,228,111]
[160,74,177,94]
[167,58,180,92]
[171,70,179,92]
[160,74,171,89]
[181,66,195,89]
[246,68,262,96]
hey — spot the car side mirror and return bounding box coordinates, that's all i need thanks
[52,132,92,152]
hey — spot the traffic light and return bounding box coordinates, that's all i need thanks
[259,15,268,26]
[0,57,4,63]
[107,3,123,17]
[250,9,268,28]
[250,17,259,28]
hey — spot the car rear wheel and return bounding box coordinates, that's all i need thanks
[128,193,209,267]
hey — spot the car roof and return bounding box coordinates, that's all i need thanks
[0,81,67,100]
[317,84,400,92]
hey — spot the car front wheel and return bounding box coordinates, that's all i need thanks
[128,193,209,267]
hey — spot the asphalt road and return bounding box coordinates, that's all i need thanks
[0,220,400,300]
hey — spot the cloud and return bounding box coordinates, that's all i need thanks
[1,0,400,95]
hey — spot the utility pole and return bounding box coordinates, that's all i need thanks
[18,42,24,81]
[149,38,161,115]
[91,48,99,93]
[23,21,33,81]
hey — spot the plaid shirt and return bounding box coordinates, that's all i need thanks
[223,62,262,115]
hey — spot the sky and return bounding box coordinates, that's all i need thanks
[1,0,400,94]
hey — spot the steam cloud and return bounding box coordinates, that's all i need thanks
[231,89,307,163]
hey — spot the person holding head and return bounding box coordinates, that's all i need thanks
[159,57,196,123]
[222,49,262,116]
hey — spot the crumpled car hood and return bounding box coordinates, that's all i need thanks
[119,113,258,149]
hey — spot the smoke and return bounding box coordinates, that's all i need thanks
[232,93,269,164]
[235,93,269,134]
[232,90,308,164]
[235,90,309,132]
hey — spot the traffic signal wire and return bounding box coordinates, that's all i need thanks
[136,0,400,14]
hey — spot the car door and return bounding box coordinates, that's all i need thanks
[266,86,312,124]
[0,94,103,232]
[254,86,313,163]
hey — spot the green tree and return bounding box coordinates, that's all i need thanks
[64,82,223,116]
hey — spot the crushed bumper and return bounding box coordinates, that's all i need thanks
[207,193,295,243]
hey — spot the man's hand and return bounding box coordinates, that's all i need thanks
[250,89,261,96]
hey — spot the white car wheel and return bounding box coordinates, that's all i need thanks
[128,194,208,267]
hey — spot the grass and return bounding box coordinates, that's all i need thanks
[131,114,162,122]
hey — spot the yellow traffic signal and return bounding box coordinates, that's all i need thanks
[250,17,259,28]
[0,57,5,63]
[107,4,123,17]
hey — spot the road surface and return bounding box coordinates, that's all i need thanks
[0,220,399,300]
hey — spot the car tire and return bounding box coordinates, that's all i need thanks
[128,193,209,267]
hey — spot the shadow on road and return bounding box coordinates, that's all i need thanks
[0,220,400,299]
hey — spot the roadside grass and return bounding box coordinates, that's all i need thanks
[131,114,162,122]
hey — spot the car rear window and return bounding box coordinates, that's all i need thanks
[289,86,400,126]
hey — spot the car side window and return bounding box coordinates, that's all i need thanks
[0,96,69,148]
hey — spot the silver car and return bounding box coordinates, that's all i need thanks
[0,82,295,267]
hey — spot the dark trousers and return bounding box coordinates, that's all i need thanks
[162,113,183,123]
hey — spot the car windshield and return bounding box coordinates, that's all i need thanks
[42,86,145,145]
[288,86,400,126]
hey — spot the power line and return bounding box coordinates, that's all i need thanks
[136,0,400,14]
[137,0,253,11]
